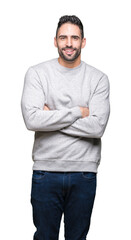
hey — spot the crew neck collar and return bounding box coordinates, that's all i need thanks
[55,58,83,72]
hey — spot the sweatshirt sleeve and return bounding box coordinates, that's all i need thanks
[21,67,82,132]
[60,74,110,138]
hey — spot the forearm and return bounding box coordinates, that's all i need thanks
[59,112,110,138]
[21,104,82,132]
[42,105,108,138]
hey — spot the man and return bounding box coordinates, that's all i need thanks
[21,15,110,240]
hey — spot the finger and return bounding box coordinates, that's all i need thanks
[43,106,47,110]
[44,105,49,111]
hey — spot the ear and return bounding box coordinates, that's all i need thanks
[54,37,58,48]
[81,38,86,49]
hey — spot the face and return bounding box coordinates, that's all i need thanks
[54,23,86,63]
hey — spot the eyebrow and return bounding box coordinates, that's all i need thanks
[58,35,80,39]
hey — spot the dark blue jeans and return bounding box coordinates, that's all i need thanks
[31,170,97,240]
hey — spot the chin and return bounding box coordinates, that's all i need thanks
[63,55,78,62]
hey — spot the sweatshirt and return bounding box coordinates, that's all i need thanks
[21,58,110,173]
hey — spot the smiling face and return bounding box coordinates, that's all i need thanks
[54,23,86,67]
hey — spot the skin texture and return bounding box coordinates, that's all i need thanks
[44,22,89,117]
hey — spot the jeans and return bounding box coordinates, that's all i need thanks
[30,170,97,240]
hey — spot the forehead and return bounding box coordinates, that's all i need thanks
[57,23,81,36]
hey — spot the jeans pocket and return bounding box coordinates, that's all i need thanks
[81,172,96,180]
[32,170,46,181]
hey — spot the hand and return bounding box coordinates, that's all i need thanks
[79,106,89,118]
[43,104,89,118]
[43,105,50,111]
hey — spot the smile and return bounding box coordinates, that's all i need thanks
[64,49,75,55]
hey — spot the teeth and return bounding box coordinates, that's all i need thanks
[66,50,73,53]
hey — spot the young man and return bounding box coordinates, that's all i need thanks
[21,15,110,240]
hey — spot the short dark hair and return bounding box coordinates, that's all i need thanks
[56,15,84,39]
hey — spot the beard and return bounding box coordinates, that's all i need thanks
[57,45,81,62]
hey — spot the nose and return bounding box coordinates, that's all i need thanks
[66,37,72,47]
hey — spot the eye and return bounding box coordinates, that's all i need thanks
[59,36,66,40]
[73,36,79,40]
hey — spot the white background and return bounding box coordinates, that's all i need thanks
[0,0,131,239]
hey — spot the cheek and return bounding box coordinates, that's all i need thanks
[57,42,65,49]
[74,42,81,49]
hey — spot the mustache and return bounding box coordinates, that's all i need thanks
[62,47,77,50]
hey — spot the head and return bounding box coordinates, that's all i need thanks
[54,15,86,67]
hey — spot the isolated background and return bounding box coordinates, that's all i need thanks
[0,0,131,239]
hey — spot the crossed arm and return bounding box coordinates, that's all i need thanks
[43,75,110,139]
[44,82,110,138]
[21,67,110,138]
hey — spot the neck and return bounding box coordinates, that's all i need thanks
[58,56,81,68]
